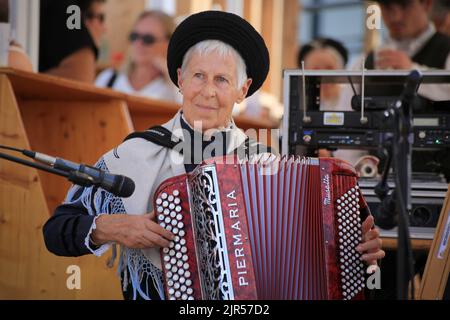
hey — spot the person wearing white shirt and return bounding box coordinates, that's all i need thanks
[95,10,182,104]
[351,0,450,101]
[337,0,450,180]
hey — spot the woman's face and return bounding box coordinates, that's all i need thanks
[177,50,252,131]
[130,16,168,65]
[304,48,340,70]
[304,48,342,102]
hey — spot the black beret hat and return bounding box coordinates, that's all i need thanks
[167,10,270,97]
[297,38,349,67]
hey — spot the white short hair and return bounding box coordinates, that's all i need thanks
[180,40,248,89]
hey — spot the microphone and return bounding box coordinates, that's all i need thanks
[398,69,422,104]
[374,191,398,230]
[23,150,135,198]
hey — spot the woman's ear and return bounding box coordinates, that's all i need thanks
[177,68,183,90]
[236,78,253,103]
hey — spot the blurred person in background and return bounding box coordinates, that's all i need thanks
[39,0,106,83]
[432,0,450,36]
[95,10,181,103]
[297,38,370,170]
[83,0,107,47]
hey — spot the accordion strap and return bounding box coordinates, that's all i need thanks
[123,126,272,157]
[124,126,181,150]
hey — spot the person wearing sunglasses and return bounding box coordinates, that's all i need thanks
[95,10,181,103]
[84,0,107,47]
[39,0,105,83]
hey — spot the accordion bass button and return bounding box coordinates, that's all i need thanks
[176,214,183,221]
[175,206,182,213]
[180,239,186,246]
[185,279,192,286]
[186,288,193,295]
[182,255,188,262]
[174,198,181,205]
[161,193,168,200]
[168,195,174,202]
[156,198,162,205]
[173,190,180,196]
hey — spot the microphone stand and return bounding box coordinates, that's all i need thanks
[0,151,96,187]
[373,71,420,299]
[392,93,416,300]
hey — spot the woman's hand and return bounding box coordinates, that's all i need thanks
[357,215,385,265]
[91,212,175,249]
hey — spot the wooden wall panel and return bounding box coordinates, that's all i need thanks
[20,100,133,213]
[0,75,122,299]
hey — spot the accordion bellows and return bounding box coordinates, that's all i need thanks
[154,155,368,300]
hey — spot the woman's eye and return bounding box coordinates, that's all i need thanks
[194,73,204,79]
[216,76,228,83]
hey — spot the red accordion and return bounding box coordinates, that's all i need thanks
[154,156,368,300]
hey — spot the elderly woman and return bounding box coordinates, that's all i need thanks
[43,11,384,300]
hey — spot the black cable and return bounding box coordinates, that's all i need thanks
[348,75,357,96]
[0,144,24,153]
[0,151,69,178]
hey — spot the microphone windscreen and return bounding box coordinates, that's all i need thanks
[115,175,135,198]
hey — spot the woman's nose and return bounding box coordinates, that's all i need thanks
[200,81,216,98]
